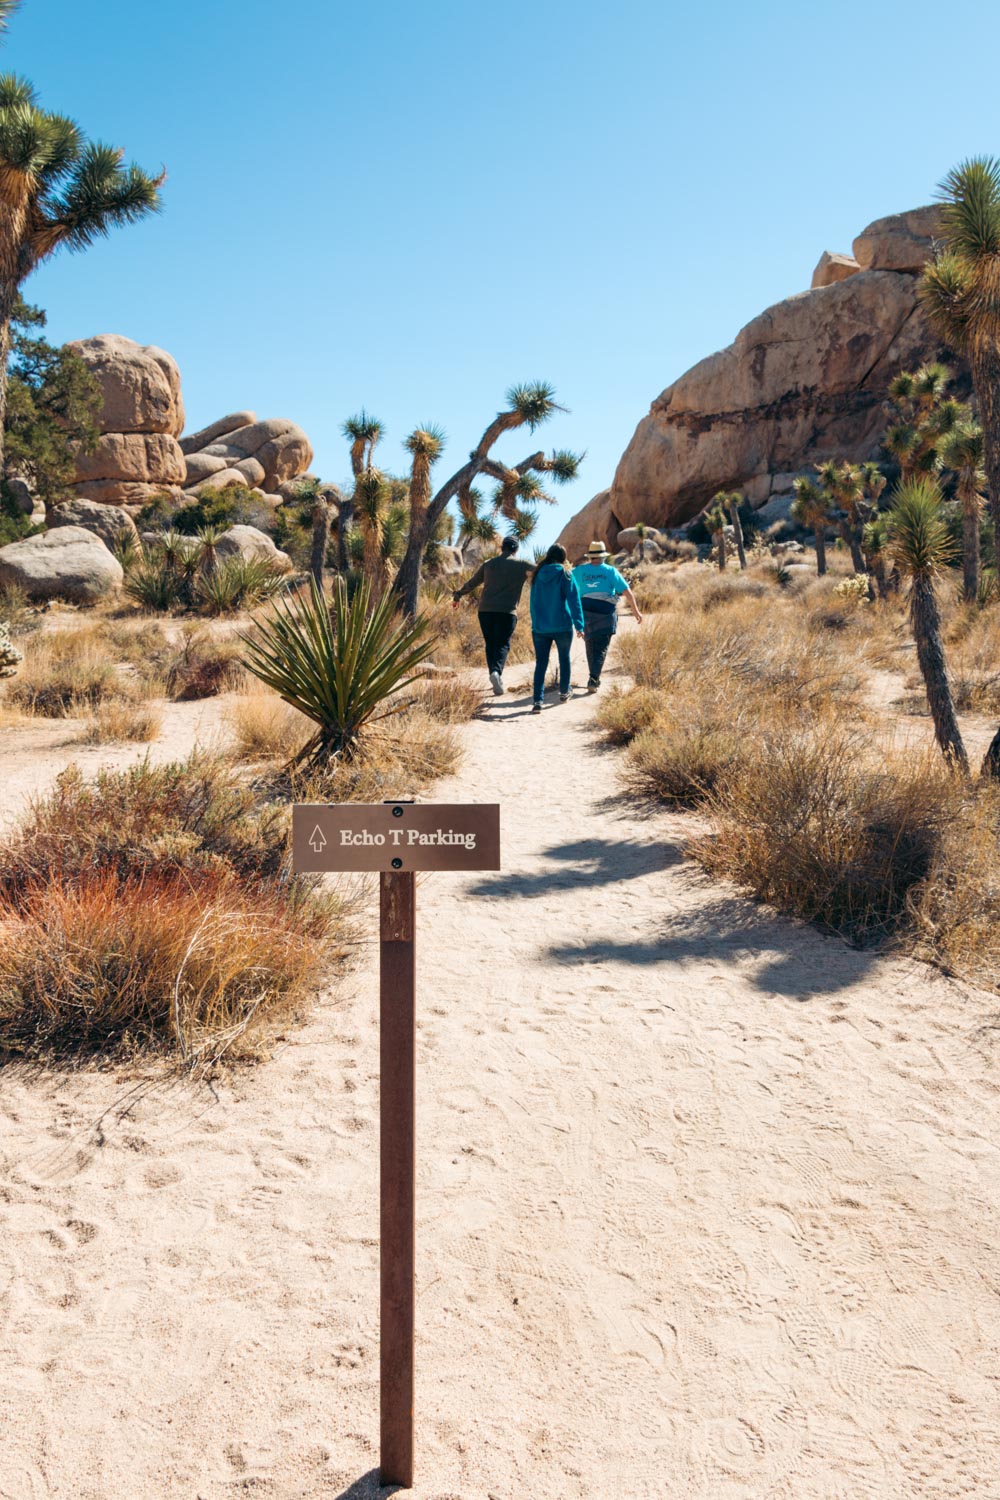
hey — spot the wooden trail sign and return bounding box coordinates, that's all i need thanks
[292,800,501,1489]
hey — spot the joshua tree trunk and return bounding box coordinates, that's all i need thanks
[972,347,1000,544]
[911,575,969,771]
[715,531,726,571]
[837,517,866,575]
[310,498,331,589]
[0,276,18,480]
[870,556,889,600]
[814,525,827,576]
[336,495,353,573]
[961,493,981,603]
[728,502,747,570]
[982,726,1000,779]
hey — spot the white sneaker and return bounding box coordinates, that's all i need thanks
[489,671,503,696]
[559,691,571,702]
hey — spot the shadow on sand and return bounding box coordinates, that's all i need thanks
[333,1470,402,1499]
[544,891,888,999]
[468,835,683,899]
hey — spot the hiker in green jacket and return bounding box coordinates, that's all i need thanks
[452,536,534,695]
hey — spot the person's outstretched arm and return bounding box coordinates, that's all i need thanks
[452,562,486,607]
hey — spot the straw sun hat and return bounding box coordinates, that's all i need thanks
[586,540,609,558]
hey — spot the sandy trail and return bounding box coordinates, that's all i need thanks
[2,628,1000,1499]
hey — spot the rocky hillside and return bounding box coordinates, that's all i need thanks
[558,206,964,557]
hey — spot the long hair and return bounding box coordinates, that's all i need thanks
[530,543,568,591]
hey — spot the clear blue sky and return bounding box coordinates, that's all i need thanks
[11,0,1000,544]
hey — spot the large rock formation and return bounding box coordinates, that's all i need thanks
[57,340,314,512]
[178,414,313,496]
[559,205,958,544]
[0,527,123,603]
[48,496,140,551]
[213,524,293,574]
[64,336,186,507]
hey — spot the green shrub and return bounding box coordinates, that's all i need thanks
[196,556,287,614]
[124,558,188,611]
[171,487,243,535]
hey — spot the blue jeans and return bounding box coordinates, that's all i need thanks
[532,631,573,701]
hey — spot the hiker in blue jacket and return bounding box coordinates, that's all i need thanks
[574,539,643,691]
[528,544,585,713]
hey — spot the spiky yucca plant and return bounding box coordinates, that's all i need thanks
[938,422,986,603]
[791,477,833,575]
[241,576,434,767]
[887,479,968,771]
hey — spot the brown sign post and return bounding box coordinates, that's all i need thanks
[292,800,501,1489]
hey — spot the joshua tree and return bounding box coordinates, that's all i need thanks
[887,478,968,772]
[353,466,391,599]
[817,459,872,580]
[404,423,445,543]
[791,477,833,575]
[921,159,1000,543]
[862,514,891,599]
[392,382,581,615]
[884,366,969,486]
[635,521,647,562]
[339,411,383,572]
[938,422,986,603]
[716,491,747,569]
[0,8,163,473]
[310,489,332,589]
[704,498,728,571]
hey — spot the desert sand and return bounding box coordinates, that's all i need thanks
[2,628,999,1499]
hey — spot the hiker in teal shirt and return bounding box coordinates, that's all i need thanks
[574,538,643,690]
[528,544,584,712]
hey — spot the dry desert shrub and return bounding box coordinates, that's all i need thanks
[626,716,747,806]
[595,685,667,745]
[79,699,163,744]
[0,754,350,1064]
[0,755,290,904]
[615,595,865,713]
[7,631,125,715]
[695,727,953,943]
[0,617,174,716]
[0,869,329,1063]
[412,672,483,723]
[288,708,459,806]
[912,783,1000,986]
[166,626,245,700]
[943,605,1000,715]
[225,689,312,761]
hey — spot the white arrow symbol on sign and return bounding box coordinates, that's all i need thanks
[309,825,327,853]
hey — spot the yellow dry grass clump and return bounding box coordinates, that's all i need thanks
[602,563,1000,979]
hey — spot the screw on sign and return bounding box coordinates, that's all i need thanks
[291,800,500,1489]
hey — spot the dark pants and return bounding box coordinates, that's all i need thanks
[584,625,615,683]
[532,631,573,700]
[478,611,517,677]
